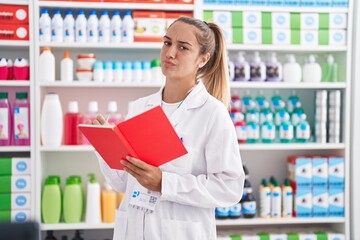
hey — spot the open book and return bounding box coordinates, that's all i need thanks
[78,106,188,170]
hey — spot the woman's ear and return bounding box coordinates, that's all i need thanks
[199,52,211,68]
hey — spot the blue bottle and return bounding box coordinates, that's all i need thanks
[295,114,311,143]
[261,114,276,143]
[279,114,294,143]
[246,114,260,143]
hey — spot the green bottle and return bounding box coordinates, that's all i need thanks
[42,176,62,224]
[63,176,84,223]
[321,55,338,82]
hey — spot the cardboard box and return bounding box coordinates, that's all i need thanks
[213,11,232,28]
[328,187,344,217]
[293,186,312,217]
[288,156,312,188]
[312,188,329,217]
[291,29,301,45]
[290,13,301,30]
[328,157,344,187]
[0,193,31,210]
[312,157,328,187]
[272,12,291,29]
[0,5,28,24]
[273,29,291,45]
[0,175,31,193]
[0,209,30,223]
[329,30,347,46]
[243,11,261,28]
[133,11,166,42]
[0,157,31,176]
[0,23,29,41]
[243,28,261,44]
[301,13,319,30]
[301,30,318,46]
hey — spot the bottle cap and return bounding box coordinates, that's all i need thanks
[63,51,70,59]
[284,179,290,186]
[107,101,117,113]
[269,52,277,63]
[113,61,122,70]
[253,52,261,63]
[93,61,103,70]
[90,10,97,15]
[101,10,108,16]
[261,179,268,187]
[77,10,85,15]
[65,10,72,15]
[308,55,316,63]
[327,55,334,64]
[142,61,151,70]
[88,101,98,113]
[67,175,82,185]
[273,180,279,187]
[45,176,61,185]
[124,10,132,16]
[6,58,12,66]
[132,61,142,70]
[41,9,49,14]
[104,61,113,70]
[113,10,120,16]
[68,101,79,113]
[14,58,28,67]
[54,9,61,15]
[88,173,97,184]
[237,52,246,63]
[286,54,296,63]
[123,61,132,70]
[16,92,28,99]
[0,92,8,99]
[42,47,51,52]
[151,58,161,68]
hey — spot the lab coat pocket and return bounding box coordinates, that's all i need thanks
[113,209,128,239]
[161,147,193,175]
[161,219,204,240]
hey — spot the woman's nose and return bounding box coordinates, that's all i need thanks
[166,45,176,59]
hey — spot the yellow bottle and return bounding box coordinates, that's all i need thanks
[101,183,117,223]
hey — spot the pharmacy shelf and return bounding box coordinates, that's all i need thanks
[202,5,349,13]
[41,223,115,231]
[39,81,162,88]
[0,81,30,87]
[226,44,347,52]
[39,145,94,152]
[39,42,162,50]
[0,40,30,47]
[230,82,346,89]
[238,143,346,151]
[0,146,31,152]
[215,217,346,226]
[37,1,194,11]
[0,0,28,5]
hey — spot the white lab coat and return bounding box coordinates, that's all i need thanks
[97,81,244,240]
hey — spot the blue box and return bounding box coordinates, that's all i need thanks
[329,187,344,217]
[268,0,283,5]
[251,0,268,5]
[294,187,312,217]
[288,156,312,188]
[332,0,348,7]
[312,188,329,217]
[312,157,328,187]
[284,0,300,5]
[328,157,344,187]
[301,0,316,6]
[316,0,331,6]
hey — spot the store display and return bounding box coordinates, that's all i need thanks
[0,92,11,146]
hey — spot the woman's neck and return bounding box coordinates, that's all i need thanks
[162,80,197,103]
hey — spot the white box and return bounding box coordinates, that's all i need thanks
[294,188,312,217]
[222,28,233,44]
[301,30,318,46]
[272,12,290,29]
[327,233,345,240]
[301,13,319,29]
[329,30,347,46]
[243,12,262,28]
[243,28,261,44]
[11,158,31,175]
[213,11,232,28]
[0,210,31,223]
[312,188,329,217]
[329,13,347,29]
[299,233,317,240]
[273,29,291,45]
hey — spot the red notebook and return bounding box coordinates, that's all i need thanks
[78,106,188,170]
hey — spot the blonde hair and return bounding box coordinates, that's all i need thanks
[174,17,230,108]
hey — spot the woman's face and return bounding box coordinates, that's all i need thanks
[160,21,208,82]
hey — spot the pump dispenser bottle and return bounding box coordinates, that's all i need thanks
[283,54,302,83]
[266,52,283,82]
[303,55,322,83]
[234,52,250,81]
[250,52,266,82]
[322,55,338,82]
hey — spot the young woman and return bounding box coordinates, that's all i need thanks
[91,17,244,239]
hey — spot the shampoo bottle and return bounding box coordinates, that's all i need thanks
[283,54,301,83]
[41,93,63,146]
[42,176,62,224]
[39,47,55,82]
[85,174,101,224]
[250,52,266,82]
[234,52,250,81]
[64,101,84,145]
[261,114,276,143]
[259,179,271,218]
[303,55,322,83]
[287,91,300,113]
[63,176,84,223]
[101,183,117,223]
[322,55,338,82]
[279,114,294,143]
[234,112,247,144]
[282,179,293,218]
[60,51,73,82]
[266,52,283,82]
[295,114,311,143]
[13,92,30,146]
[246,114,260,143]
[271,179,282,218]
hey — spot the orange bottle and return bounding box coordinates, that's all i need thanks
[101,183,117,223]
[118,192,124,208]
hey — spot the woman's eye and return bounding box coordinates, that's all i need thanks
[164,41,171,46]
[179,46,188,50]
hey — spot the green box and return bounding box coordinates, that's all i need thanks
[291,29,301,45]
[0,176,11,193]
[262,12,272,29]
[0,158,12,176]
[319,29,329,45]
[0,194,11,211]
[314,231,328,240]
[258,233,270,240]
[230,235,241,240]
[232,11,243,28]
[291,13,301,30]
[262,28,272,44]
[233,28,243,44]
[287,233,299,240]
[319,13,330,29]
[203,11,213,22]
[0,210,11,223]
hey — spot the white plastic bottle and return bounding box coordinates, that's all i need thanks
[113,61,123,82]
[110,10,122,43]
[142,61,152,83]
[271,179,282,218]
[123,61,132,82]
[87,10,99,43]
[85,174,101,224]
[41,93,63,146]
[60,51,73,82]
[282,179,293,218]
[39,9,51,42]
[75,10,87,43]
[99,10,111,43]
[132,61,142,82]
[250,52,266,82]
[283,55,302,83]
[51,9,64,43]
[103,61,113,83]
[122,10,134,43]
[259,179,271,218]
[38,47,55,82]
[63,10,75,43]
[93,61,104,82]
[302,55,322,83]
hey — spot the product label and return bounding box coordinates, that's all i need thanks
[242,201,256,215]
[247,124,259,140]
[259,190,271,217]
[282,190,293,217]
[0,108,9,140]
[14,107,29,139]
[215,207,229,217]
[296,123,310,139]
[228,203,241,217]
[261,124,275,140]
[235,125,247,142]
[266,64,280,80]
[280,124,294,140]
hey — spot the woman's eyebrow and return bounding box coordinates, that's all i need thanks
[163,35,192,46]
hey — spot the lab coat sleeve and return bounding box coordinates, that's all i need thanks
[160,108,245,208]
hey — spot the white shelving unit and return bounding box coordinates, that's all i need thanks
[29,0,354,238]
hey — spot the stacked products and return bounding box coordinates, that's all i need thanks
[0,58,30,81]
[0,157,31,223]
[204,0,348,7]
[0,4,29,41]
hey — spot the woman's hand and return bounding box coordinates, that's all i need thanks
[86,114,107,125]
[121,156,162,192]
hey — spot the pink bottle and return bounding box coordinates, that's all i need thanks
[107,101,123,125]
[13,92,30,146]
[64,101,84,145]
[82,101,98,145]
[0,92,12,146]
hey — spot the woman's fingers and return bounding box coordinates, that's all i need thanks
[96,114,107,125]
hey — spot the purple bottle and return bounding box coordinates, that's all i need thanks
[0,92,12,146]
[250,52,266,82]
[13,92,30,146]
[266,53,283,82]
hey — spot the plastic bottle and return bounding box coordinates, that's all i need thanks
[41,93,63,146]
[302,55,322,83]
[215,207,229,219]
[44,230,58,240]
[266,52,283,82]
[250,52,266,82]
[151,58,164,83]
[279,114,294,143]
[61,51,73,82]
[255,91,268,110]
[246,114,259,143]
[282,179,293,218]
[259,179,271,218]
[142,61,152,83]
[132,61,142,82]
[64,101,84,145]
[110,10,122,43]
[93,61,104,82]
[85,174,101,224]
[63,176,84,223]
[63,10,75,43]
[295,114,311,143]
[39,47,55,82]
[13,58,30,81]
[51,9,63,43]
[241,180,256,218]
[259,101,272,125]
[322,55,338,82]
[113,61,123,82]
[234,52,250,81]
[274,101,290,129]
[13,92,30,146]
[234,112,247,143]
[287,91,300,113]
[122,10,134,43]
[107,101,123,125]
[245,103,259,124]
[291,102,304,127]
[261,114,276,143]
[241,91,253,113]
[123,61,132,82]
[271,179,282,218]
[283,54,302,83]
[104,61,113,82]
[75,10,87,43]
[99,10,111,43]
[0,58,8,80]
[227,52,235,81]
[41,176,62,224]
[82,101,98,145]
[87,10,99,43]
[39,9,51,42]
[101,183,117,223]
[228,200,241,219]
[0,92,11,146]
